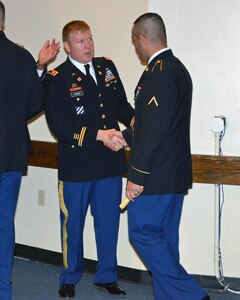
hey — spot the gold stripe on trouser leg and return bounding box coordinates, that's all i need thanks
[58,181,69,269]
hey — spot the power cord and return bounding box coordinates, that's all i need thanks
[213,118,240,294]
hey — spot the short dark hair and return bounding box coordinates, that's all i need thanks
[0,1,5,29]
[62,20,90,42]
[133,13,167,45]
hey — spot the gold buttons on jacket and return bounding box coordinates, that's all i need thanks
[100,103,104,108]
[103,125,107,129]
[102,114,106,119]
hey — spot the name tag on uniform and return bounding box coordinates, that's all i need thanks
[71,90,84,98]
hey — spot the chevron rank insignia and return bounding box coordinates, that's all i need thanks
[148,96,158,107]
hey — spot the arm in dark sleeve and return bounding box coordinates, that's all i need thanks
[26,56,45,121]
[122,126,134,147]
[36,64,48,80]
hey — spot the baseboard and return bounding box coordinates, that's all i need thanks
[14,243,240,289]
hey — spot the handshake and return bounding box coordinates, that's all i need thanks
[97,129,128,152]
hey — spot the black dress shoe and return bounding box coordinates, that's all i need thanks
[59,284,75,298]
[202,296,211,300]
[95,282,126,296]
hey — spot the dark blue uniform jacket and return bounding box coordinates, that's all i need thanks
[124,50,193,195]
[43,57,134,182]
[0,31,44,173]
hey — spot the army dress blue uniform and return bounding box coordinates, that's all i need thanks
[123,49,208,300]
[0,31,44,300]
[43,57,134,287]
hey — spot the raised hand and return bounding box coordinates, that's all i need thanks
[37,39,60,70]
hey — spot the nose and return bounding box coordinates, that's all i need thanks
[84,40,91,48]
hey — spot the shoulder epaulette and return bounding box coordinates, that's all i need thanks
[47,69,59,76]
[104,56,112,61]
[15,43,24,48]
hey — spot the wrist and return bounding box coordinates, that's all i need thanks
[96,130,103,141]
[36,60,46,70]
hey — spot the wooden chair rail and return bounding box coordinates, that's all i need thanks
[28,140,240,185]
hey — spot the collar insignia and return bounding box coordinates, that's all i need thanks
[48,69,59,76]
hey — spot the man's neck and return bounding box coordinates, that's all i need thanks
[148,47,170,65]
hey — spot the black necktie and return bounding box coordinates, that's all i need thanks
[84,64,96,86]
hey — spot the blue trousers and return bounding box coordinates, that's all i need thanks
[0,171,22,300]
[128,194,207,300]
[58,176,122,286]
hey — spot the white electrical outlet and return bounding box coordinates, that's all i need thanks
[38,190,45,206]
[210,116,226,133]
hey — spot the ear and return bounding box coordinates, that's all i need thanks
[63,41,70,54]
[139,33,148,46]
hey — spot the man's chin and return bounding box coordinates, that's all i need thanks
[84,53,94,61]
